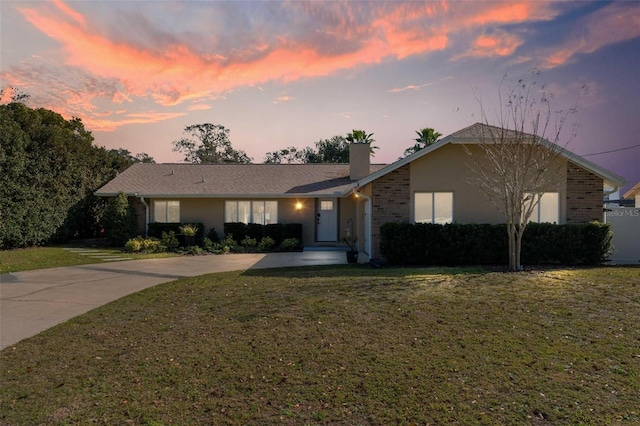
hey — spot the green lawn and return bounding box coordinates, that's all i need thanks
[1,266,638,425]
[0,246,178,273]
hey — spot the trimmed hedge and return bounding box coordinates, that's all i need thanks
[147,222,205,245]
[224,223,302,247]
[380,222,612,266]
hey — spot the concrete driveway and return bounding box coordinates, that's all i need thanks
[0,251,350,350]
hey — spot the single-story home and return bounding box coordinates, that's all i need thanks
[96,123,626,261]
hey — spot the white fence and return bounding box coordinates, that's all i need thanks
[605,208,640,265]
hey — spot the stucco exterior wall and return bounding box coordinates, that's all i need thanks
[366,144,574,260]
[147,196,348,246]
[408,144,568,224]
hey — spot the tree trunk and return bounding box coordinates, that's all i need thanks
[515,228,524,272]
[507,224,517,271]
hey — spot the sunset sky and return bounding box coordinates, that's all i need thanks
[1,1,639,194]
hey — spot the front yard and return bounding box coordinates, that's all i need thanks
[0,246,178,273]
[1,266,638,425]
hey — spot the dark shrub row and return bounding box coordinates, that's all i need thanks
[380,222,612,266]
[223,222,302,246]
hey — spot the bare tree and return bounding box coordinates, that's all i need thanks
[465,71,577,271]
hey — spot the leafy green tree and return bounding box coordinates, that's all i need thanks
[172,123,252,164]
[264,130,378,164]
[263,146,306,164]
[0,103,102,247]
[305,136,350,163]
[108,149,155,169]
[0,102,141,248]
[403,127,442,158]
[102,192,138,246]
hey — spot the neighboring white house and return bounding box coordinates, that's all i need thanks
[623,182,640,207]
[604,181,640,264]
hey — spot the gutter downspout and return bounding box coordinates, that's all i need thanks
[139,195,149,237]
[351,187,372,257]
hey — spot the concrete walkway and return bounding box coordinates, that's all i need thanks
[0,251,352,350]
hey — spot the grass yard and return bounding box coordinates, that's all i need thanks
[1,266,638,425]
[0,246,178,273]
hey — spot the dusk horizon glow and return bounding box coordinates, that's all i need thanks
[1,0,638,194]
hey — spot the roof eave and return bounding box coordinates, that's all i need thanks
[94,191,355,199]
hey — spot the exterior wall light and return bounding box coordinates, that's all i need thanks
[295,202,303,210]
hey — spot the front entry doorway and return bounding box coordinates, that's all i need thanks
[316,198,338,242]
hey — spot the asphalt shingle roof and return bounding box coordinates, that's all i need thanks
[95,163,386,198]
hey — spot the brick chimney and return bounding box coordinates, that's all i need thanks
[349,142,370,180]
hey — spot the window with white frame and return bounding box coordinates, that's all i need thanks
[154,201,180,223]
[524,192,559,224]
[225,201,278,224]
[415,192,453,224]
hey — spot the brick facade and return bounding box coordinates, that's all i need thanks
[566,163,604,223]
[371,164,411,259]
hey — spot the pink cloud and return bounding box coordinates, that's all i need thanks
[51,0,85,27]
[86,111,187,132]
[466,2,559,25]
[462,30,523,58]
[15,0,455,118]
[9,0,622,134]
[273,93,295,104]
[188,104,211,111]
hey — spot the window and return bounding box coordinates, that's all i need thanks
[320,200,334,211]
[154,201,180,223]
[225,201,278,224]
[524,192,559,224]
[415,192,453,224]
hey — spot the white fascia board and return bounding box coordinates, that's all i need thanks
[94,192,354,199]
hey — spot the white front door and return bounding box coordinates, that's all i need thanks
[316,198,338,242]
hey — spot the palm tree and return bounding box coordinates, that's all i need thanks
[402,127,442,158]
[346,129,375,144]
[346,129,378,155]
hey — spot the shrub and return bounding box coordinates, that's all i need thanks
[206,227,219,243]
[257,236,276,252]
[179,223,198,236]
[183,245,204,255]
[224,223,247,241]
[141,237,163,253]
[380,222,612,266]
[246,223,264,240]
[103,193,138,246]
[148,222,181,238]
[283,223,303,242]
[241,236,257,248]
[278,238,301,251]
[148,222,205,245]
[221,233,238,252]
[124,236,164,253]
[160,231,179,251]
[265,224,284,245]
[124,237,143,253]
